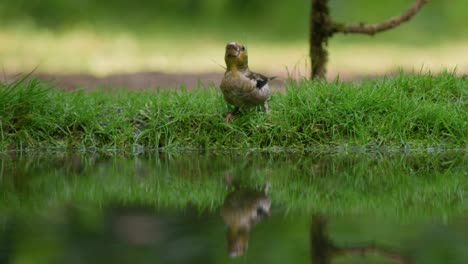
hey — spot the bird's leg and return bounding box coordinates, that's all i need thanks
[263,102,270,114]
[225,113,234,122]
[225,107,240,122]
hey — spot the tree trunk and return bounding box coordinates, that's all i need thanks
[309,0,428,79]
[310,0,332,79]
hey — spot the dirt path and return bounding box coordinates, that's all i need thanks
[8,70,446,91]
[6,71,290,91]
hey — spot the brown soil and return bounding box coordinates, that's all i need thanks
[6,71,289,91]
[6,70,426,91]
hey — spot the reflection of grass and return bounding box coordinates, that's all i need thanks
[0,151,466,216]
[1,29,467,77]
[1,71,466,151]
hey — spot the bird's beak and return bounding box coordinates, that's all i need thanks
[226,42,240,57]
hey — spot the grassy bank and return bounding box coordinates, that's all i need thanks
[0,71,466,151]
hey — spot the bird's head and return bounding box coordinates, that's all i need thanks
[224,41,248,71]
[226,227,249,258]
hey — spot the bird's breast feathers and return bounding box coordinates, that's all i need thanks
[220,70,271,107]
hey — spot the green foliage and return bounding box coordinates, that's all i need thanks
[1,0,467,41]
[0,0,307,39]
[0,71,466,151]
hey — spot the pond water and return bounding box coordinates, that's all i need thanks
[0,151,467,263]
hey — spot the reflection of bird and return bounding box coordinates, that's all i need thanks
[220,42,275,122]
[221,180,271,258]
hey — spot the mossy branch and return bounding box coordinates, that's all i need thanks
[333,0,428,36]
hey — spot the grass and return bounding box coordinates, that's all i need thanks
[0,71,466,151]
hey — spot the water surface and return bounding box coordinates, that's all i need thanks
[0,151,467,263]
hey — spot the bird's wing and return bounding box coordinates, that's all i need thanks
[246,71,276,89]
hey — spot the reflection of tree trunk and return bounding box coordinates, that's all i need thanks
[0,218,15,264]
[310,214,335,264]
[310,214,413,264]
[335,244,413,264]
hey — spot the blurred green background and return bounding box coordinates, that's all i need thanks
[1,0,467,77]
[1,0,467,41]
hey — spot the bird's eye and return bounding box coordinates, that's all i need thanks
[241,46,245,51]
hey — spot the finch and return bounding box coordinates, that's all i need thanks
[220,42,275,122]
